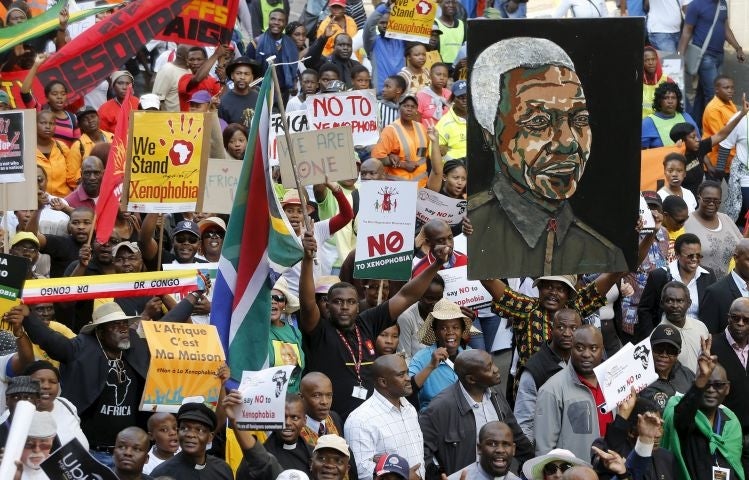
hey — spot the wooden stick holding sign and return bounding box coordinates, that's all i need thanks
[266,56,318,265]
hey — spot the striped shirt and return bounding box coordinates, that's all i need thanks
[377,101,400,129]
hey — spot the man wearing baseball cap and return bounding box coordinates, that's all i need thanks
[139,216,209,268]
[434,80,467,161]
[639,323,694,411]
[373,454,409,480]
[152,402,233,478]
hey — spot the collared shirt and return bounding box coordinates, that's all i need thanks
[667,260,709,318]
[725,327,749,368]
[731,270,749,297]
[344,389,425,480]
[64,185,98,210]
[448,462,521,480]
[577,374,613,436]
[459,383,499,440]
[305,415,323,436]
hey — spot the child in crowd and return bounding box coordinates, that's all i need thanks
[351,64,372,90]
[399,42,430,95]
[417,62,451,128]
[143,412,179,475]
[318,63,342,92]
[287,69,320,112]
[658,153,697,213]
[377,75,405,130]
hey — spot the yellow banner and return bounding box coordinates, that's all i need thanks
[124,112,209,214]
[140,322,225,413]
[384,0,437,43]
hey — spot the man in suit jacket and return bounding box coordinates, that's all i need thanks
[710,297,749,451]
[637,233,716,341]
[700,239,749,333]
[419,350,533,480]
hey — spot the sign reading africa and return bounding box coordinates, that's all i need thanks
[354,180,417,280]
[141,322,225,412]
[385,0,436,43]
[124,112,209,213]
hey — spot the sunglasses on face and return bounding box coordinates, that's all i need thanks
[174,234,199,244]
[271,294,286,303]
[543,462,572,476]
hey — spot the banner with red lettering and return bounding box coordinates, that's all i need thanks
[154,0,238,46]
[0,0,192,109]
[307,89,378,146]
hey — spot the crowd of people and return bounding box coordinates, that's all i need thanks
[0,0,748,478]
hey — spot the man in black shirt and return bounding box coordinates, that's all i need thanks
[299,232,451,419]
[217,56,261,127]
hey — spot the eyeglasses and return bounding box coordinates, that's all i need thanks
[543,462,572,476]
[680,253,703,260]
[271,294,286,303]
[11,244,38,253]
[705,381,730,391]
[699,197,721,205]
[174,234,199,244]
[203,231,224,239]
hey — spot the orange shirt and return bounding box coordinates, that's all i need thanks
[317,15,358,57]
[67,130,114,186]
[371,119,430,188]
[37,141,73,197]
[703,96,737,172]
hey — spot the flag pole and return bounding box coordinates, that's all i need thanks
[156,213,164,271]
[265,56,313,233]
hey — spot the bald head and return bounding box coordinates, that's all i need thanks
[562,466,599,480]
[300,372,332,393]
[360,159,385,180]
[372,353,405,379]
[423,220,451,243]
[734,239,749,279]
[300,372,333,422]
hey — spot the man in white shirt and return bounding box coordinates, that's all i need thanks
[647,0,691,54]
[152,45,190,112]
[659,280,709,372]
[344,354,424,480]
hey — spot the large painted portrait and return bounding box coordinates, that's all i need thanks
[466,19,644,279]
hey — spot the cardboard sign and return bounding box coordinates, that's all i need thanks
[269,111,309,166]
[278,127,358,188]
[124,111,210,213]
[22,270,201,304]
[308,90,379,146]
[0,110,33,183]
[42,439,118,480]
[416,189,468,226]
[594,338,658,413]
[141,322,225,412]
[660,55,685,97]
[384,0,437,43]
[197,158,242,214]
[155,0,239,46]
[235,366,296,430]
[354,180,417,280]
[0,253,29,315]
[438,265,492,309]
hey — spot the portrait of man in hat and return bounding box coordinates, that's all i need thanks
[465,21,643,279]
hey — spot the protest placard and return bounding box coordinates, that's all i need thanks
[278,127,358,188]
[197,158,242,214]
[594,338,658,413]
[269,111,309,166]
[0,253,29,315]
[42,439,118,480]
[384,0,437,43]
[141,322,225,412]
[438,266,492,309]
[123,111,209,213]
[308,90,378,146]
[354,180,417,280]
[234,366,296,430]
[639,194,656,230]
[416,189,468,227]
[155,0,238,46]
[0,113,37,210]
[0,110,33,183]
[22,270,202,304]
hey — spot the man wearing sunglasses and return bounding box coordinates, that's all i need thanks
[710,297,749,449]
[640,323,695,411]
[638,233,716,346]
[662,335,743,480]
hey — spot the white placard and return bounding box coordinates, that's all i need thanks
[269,111,309,166]
[639,194,656,230]
[438,265,492,309]
[235,365,296,430]
[308,90,379,146]
[416,189,468,226]
[594,338,658,413]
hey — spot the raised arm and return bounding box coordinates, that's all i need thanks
[21,54,48,96]
[21,307,78,363]
[710,93,749,146]
[5,305,35,375]
[187,45,227,90]
[388,244,451,318]
[138,213,161,262]
[298,231,321,333]
[425,127,444,192]
[327,184,354,234]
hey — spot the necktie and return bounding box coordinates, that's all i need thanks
[318,422,326,436]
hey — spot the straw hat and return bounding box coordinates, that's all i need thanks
[80,302,139,334]
[532,275,578,298]
[281,189,315,214]
[273,277,300,314]
[417,298,473,345]
[522,449,591,480]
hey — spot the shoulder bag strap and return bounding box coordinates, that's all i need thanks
[699,1,723,58]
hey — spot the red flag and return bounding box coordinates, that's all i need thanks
[95,86,133,244]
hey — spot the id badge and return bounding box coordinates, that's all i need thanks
[352,385,368,399]
[713,466,730,480]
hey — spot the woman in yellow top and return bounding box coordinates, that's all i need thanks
[316,0,358,57]
[36,110,74,197]
[642,46,672,118]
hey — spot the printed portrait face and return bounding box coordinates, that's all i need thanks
[494,65,591,201]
